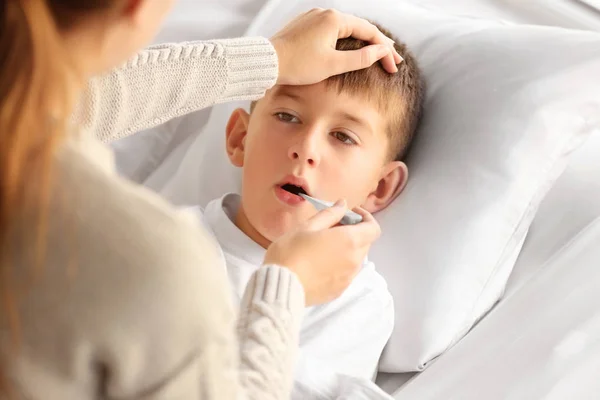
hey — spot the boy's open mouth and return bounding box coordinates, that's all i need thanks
[281,184,308,197]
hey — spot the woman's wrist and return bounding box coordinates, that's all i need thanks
[269,37,287,86]
[216,37,279,100]
[251,265,306,309]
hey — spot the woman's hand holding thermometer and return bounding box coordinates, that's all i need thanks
[299,193,363,225]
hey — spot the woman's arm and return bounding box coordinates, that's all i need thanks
[236,267,305,400]
[170,264,304,400]
[73,37,277,143]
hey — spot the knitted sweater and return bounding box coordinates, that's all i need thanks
[6,37,305,400]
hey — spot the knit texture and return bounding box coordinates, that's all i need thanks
[73,37,278,142]
[6,38,306,399]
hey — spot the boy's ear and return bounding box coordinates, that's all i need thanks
[362,161,409,214]
[225,108,251,167]
[123,0,143,15]
[122,0,158,25]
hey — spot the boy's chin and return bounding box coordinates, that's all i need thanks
[258,222,294,243]
[256,214,307,242]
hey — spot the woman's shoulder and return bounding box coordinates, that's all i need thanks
[56,137,213,263]
[10,137,235,398]
[42,134,234,341]
[6,135,236,396]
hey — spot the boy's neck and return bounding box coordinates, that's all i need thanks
[234,206,272,249]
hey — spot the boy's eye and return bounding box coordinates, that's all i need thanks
[275,112,300,123]
[332,131,357,145]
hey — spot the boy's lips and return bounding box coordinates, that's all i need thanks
[274,186,305,206]
[275,175,312,206]
[277,175,312,197]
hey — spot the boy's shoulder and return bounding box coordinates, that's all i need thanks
[352,258,393,307]
[302,258,393,332]
[311,258,392,315]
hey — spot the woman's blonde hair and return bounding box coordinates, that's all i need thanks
[0,0,118,394]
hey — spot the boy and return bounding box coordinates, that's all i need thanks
[197,24,424,397]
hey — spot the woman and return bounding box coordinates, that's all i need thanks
[0,0,401,398]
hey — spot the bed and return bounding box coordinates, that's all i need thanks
[383,132,600,399]
[113,0,600,397]
[376,2,600,398]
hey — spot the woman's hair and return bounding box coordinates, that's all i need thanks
[0,0,118,394]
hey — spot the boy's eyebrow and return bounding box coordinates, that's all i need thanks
[272,87,304,103]
[336,111,373,134]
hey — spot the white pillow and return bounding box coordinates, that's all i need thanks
[142,0,600,372]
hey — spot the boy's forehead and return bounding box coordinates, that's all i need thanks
[268,84,311,102]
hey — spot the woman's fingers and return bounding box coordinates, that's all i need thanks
[264,202,380,306]
[336,13,384,43]
[271,8,403,85]
[336,207,381,245]
[335,45,397,74]
[336,13,402,72]
[304,199,348,231]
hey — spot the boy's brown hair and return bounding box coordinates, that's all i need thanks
[252,22,425,161]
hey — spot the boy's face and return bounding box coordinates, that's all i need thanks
[226,83,408,245]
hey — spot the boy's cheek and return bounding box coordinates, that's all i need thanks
[338,171,379,206]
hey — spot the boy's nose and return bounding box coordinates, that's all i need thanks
[290,151,316,166]
[288,138,321,167]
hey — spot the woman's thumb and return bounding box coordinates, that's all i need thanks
[305,199,347,230]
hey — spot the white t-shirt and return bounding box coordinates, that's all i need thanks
[191,193,394,399]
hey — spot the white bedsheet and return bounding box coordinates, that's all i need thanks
[393,215,600,399]
[406,0,600,30]
[376,132,600,397]
[295,375,395,400]
[380,2,600,396]
[396,130,600,398]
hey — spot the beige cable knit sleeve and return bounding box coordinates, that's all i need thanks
[74,37,278,142]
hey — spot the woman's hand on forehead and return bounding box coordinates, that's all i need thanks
[270,8,402,86]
